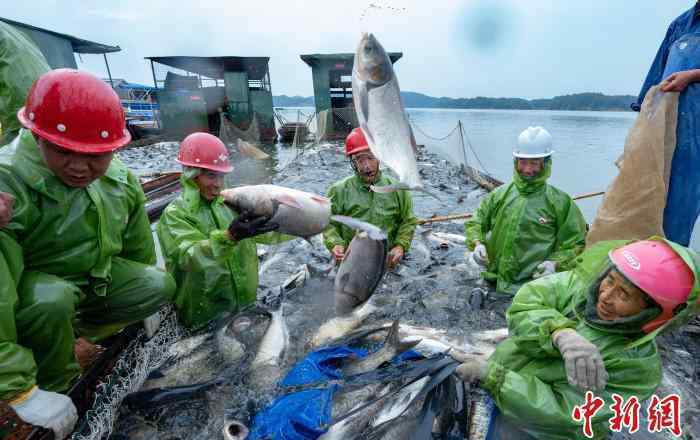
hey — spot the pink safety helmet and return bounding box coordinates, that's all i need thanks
[609,240,694,333]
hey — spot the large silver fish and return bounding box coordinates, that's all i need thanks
[333,217,388,315]
[311,299,378,348]
[352,32,424,195]
[215,307,273,364]
[342,320,419,378]
[248,305,289,389]
[222,185,382,240]
[222,185,331,239]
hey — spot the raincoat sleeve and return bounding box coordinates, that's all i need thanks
[393,190,417,252]
[0,171,38,400]
[546,193,587,272]
[119,172,157,265]
[505,272,578,358]
[323,184,347,251]
[157,204,239,272]
[464,191,496,249]
[634,20,676,111]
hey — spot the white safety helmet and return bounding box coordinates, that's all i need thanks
[513,126,554,158]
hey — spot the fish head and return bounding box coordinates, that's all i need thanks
[223,420,249,440]
[355,33,392,86]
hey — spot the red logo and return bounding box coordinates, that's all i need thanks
[572,391,605,438]
[572,393,682,437]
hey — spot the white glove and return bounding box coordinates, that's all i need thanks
[473,243,489,266]
[10,387,78,439]
[143,312,162,339]
[533,260,557,279]
[553,329,608,391]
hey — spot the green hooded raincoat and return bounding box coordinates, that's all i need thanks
[465,160,587,294]
[323,173,416,252]
[156,172,290,329]
[0,130,175,400]
[483,237,700,439]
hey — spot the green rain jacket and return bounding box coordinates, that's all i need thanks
[483,237,700,440]
[323,173,417,252]
[465,160,587,294]
[156,173,289,329]
[0,130,156,400]
[0,22,49,146]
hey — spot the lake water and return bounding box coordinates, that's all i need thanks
[277,107,637,221]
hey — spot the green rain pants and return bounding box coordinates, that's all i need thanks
[14,257,175,393]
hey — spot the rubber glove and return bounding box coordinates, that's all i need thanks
[10,387,78,439]
[553,328,608,391]
[533,260,557,279]
[228,215,278,241]
[473,242,489,266]
[143,312,161,339]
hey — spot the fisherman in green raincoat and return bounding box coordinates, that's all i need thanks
[0,70,175,439]
[323,127,416,270]
[465,126,587,294]
[454,237,699,439]
[157,132,287,329]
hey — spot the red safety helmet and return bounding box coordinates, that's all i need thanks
[17,69,131,154]
[177,132,233,173]
[345,128,371,157]
[609,240,695,333]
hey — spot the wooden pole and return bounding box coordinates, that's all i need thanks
[418,190,605,225]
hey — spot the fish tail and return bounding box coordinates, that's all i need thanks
[386,320,420,353]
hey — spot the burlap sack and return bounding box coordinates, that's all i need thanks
[587,86,679,246]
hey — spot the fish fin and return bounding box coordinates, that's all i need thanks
[385,319,421,353]
[370,184,443,203]
[273,194,304,210]
[330,215,388,240]
[311,195,330,204]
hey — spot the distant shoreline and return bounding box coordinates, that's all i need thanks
[273,91,637,112]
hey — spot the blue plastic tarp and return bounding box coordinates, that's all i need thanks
[247,387,337,440]
[280,346,368,387]
[248,345,424,440]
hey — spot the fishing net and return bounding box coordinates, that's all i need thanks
[70,305,188,440]
[409,117,502,190]
[219,112,261,144]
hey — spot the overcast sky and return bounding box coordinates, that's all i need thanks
[3,1,694,99]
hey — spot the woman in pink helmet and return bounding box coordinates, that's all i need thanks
[453,238,698,439]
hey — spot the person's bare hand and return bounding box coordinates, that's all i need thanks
[0,192,14,229]
[332,245,346,264]
[386,245,405,270]
[660,70,698,93]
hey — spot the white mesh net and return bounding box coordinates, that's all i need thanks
[70,305,188,440]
